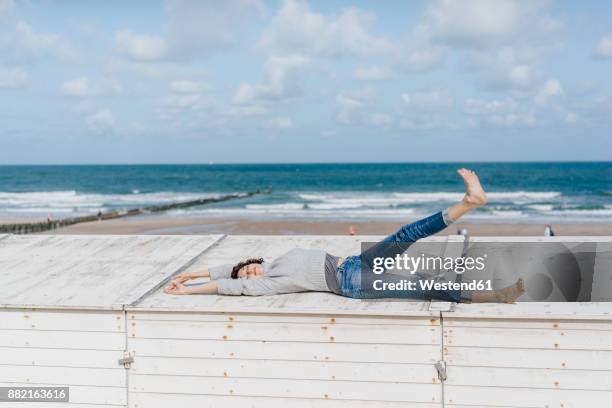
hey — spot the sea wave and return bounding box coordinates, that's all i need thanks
[298,191,561,205]
[0,190,221,216]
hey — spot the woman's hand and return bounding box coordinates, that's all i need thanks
[164,281,190,295]
[171,272,194,284]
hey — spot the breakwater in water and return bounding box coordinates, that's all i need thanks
[0,189,268,234]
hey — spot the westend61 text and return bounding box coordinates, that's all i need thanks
[372,253,487,274]
[373,279,493,292]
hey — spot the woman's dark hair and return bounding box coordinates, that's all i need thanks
[231,258,264,279]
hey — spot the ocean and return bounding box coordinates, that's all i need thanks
[0,162,610,223]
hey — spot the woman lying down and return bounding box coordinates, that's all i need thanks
[164,169,524,303]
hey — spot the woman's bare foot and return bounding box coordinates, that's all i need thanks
[472,278,525,303]
[494,278,525,303]
[457,168,487,208]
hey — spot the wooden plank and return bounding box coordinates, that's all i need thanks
[129,374,441,403]
[448,303,612,320]
[0,234,222,309]
[129,319,439,345]
[444,317,612,331]
[7,404,122,408]
[0,329,125,350]
[443,326,612,350]
[0,347,122,369]
[0,310,124,332]
[131,356,438,383]
[129,311,439,326]
[0,382,126,405]
[129,292,434,316]
[444,346,612,371]
[0,365,125,387]
[446,366,612,391]
[129,392,440,408]
[4,404,122,408]
[445,385,609,407]
[129,338,439,364]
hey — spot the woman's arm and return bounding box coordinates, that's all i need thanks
[164,280,218,295]
[171,270,210,284]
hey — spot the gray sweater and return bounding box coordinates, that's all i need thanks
[208,248,338,296]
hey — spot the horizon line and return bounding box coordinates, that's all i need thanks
[1,159,611,166]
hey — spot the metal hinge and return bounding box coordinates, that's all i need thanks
[118,353,134,369]
[435,360,447,381]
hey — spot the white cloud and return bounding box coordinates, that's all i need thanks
[0,67,28,89]
[369,113,392,127]
[565,112,577,123]
[407,0,560,89]
[534,79,563,104]
[353,66,393,81]
[115,0,263,62]
[15,21,79,63]
[423,0,549,47]
[464,98,516,115]
[115,30,168,61]
[265,117,293,129]
[397,46,446,72]
[61,77,122,98]
[508,65,531,87]
[401,90,453,110]
[170,80,208,93]
[0,0,14,14]
[86,109,115,133]
[489,111,536,126]
[234,55,310,104]
[595,35,612,59]
[335,89,370,125]
[257,0,391,58]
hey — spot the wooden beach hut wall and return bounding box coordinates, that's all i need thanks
[1,233,611,407]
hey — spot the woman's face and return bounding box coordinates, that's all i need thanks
[238,263,264,279]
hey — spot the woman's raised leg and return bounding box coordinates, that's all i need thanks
[360,168,488,266]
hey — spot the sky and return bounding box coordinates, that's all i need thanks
[0,0,611,164]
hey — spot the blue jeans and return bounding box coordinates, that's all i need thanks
[336,211,469,302]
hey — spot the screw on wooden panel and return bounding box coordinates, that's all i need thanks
[554,343,559,348]
[321,326,328,331]
[430,318,437,324]
[561,362,566,368]
[229,316,234,321]
[329,336,335,342]
[324,394,329,399]
[553,323,559,328]
[330,318,336,324]
[223,372,228,377]
[554,381,559,388]
[227,324,233,329]
[222,335,228,340]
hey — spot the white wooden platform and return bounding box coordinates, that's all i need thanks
[1,234,611,408]
[0,234,223,310]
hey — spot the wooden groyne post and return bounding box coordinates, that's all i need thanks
[0,188,271,235]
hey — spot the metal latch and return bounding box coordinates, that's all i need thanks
[118,354,134,369]
[435,360,447,381]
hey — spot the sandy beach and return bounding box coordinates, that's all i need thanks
[7,215,609,236]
